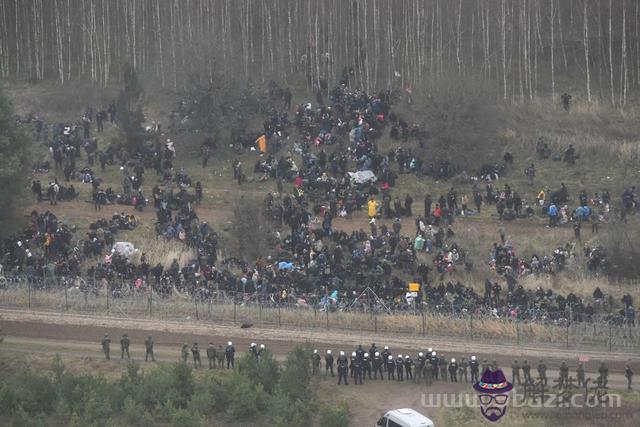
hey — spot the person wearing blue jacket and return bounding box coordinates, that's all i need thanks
[548,203,558,227]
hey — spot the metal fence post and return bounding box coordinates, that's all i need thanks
[469,314,473,339]
[64,279,68,311]
[277,304,281,327]
[421,311,425,336]
[194,297,199,320]
[28,279,31,310]
[106,282,110,313]
[609,324,612,352]
[326,308,329,329]
[233,298,237,324]
[516,321,520,345]
[566,323,570,349]
[149,287,153,317]
[374,311,378,333]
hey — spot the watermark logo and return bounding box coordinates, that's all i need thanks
[473,368,513,422]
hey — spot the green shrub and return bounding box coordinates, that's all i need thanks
[237,351,280,393]
[0,348,341,426]
[187,386,215,416]
[225,373,268,420]
[60,373,111,419]
[138,412,155,427]
[12,407,46,427]
[123,397,151,426]
[170,408,206,427]
[135,363,193,410]
[51,354,65,384]
[268,391,314,427]
[81,389,112,426]
[169,362,195,408]
[135,366,174,410]
[278,345,312,401]
[109,361,141,412]
[319,402,351,427]
[0,370,57,415]
[208,377,230,413]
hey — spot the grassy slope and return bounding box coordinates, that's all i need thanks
[5,80,640,303]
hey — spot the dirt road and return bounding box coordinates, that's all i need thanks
[0,308,636,386]
[2,308,639,426]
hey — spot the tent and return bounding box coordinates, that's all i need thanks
[112,242,138,258]
[347,170,377,184]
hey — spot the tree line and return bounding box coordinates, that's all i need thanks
[1,0,639,105]
[0,348,351,427]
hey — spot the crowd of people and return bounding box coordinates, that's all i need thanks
[2,80,638,333]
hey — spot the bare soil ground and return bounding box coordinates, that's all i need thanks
[0,308,636,380]
[1,311,639,426]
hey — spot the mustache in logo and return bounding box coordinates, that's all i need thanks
[481,406,505,422]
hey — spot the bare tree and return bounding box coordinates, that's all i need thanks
[584,0,591,103]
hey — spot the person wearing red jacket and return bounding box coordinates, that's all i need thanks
[433,204,442,225]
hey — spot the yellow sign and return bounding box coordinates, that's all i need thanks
[409,282,420,292]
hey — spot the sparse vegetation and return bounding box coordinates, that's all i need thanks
[0,84,33,234]
[418,77,506,172]
[0,346,338,427]
[115,63,146,152]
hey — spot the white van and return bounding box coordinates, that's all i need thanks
[375,408,435,427]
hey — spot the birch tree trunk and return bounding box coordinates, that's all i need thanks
[156,1,165,87]
[621,0,628,106]
[550,0,555,100]
[609,0,615,105]
[501,0,507,100]
[583,0,591,103]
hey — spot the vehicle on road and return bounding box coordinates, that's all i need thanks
[375,408,435,427]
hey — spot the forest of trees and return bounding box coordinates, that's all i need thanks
[1,0,639,104]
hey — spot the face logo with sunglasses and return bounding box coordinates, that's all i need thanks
[473,368,513,422]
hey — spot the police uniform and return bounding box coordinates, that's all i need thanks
[559,361,569,386]
[120,334,130,359]
[312,350,321,375]
[459,357,469,383]
[522,360,531,383]
[576,363,585,387]
[373,352,384,380]
[511,360,521,385]
[191,343,202,368]
[537,360,547,385]
[386,356,396,380]
[181,344,189,362]
[325,350,335,376]
[207,343,217,369]
[101,334,111,360]
[395,356,404,381]
[337,353,349,385]
[440,357,448,382]
[352,352,363,385]
[362,353,372,380]
[470,357,479,383]
[404,356,413,380]
[415,353,426,383]
[430,353,439,380]
[145,336,155,362]
[225,342,235,369]
[448,359,458,382]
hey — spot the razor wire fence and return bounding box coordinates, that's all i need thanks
[0,278,637,352]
